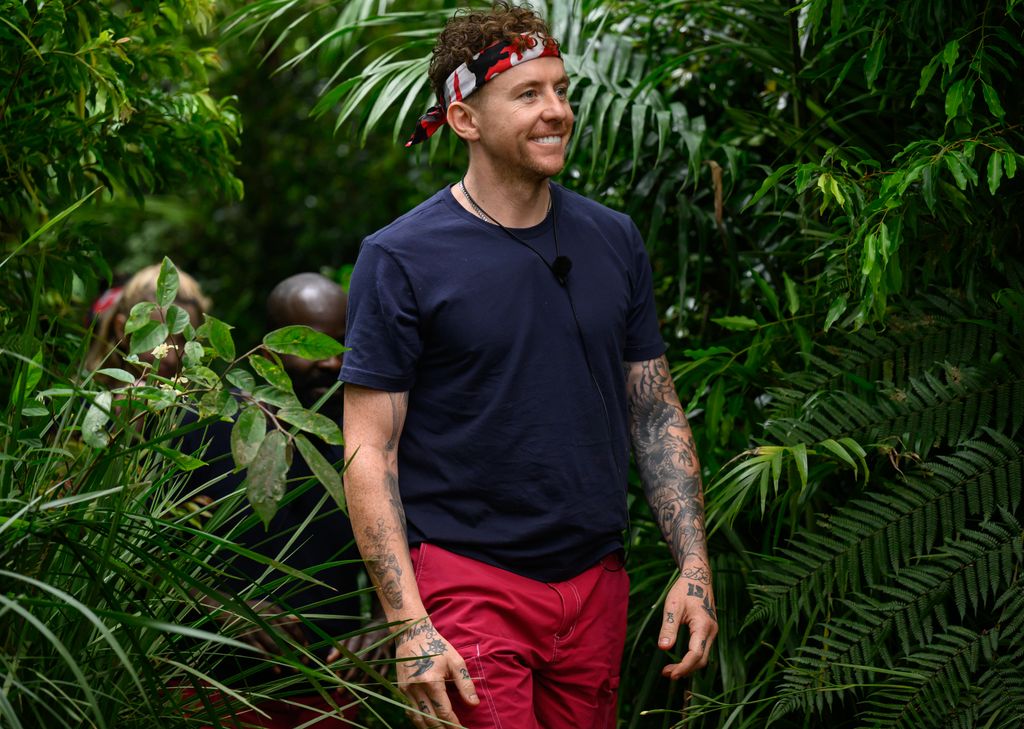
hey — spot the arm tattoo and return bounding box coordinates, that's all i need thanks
[627,357,711,578]
[366,392,410,611]
[385,392,408,535]
[365,517,404,610]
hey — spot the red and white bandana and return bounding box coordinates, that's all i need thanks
[405,32,561,147]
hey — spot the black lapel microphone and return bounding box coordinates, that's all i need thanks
[460,179,573,287]
[551,255,573,286]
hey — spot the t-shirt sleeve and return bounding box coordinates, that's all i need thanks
[623,220,667,363]
[338,241,422,391]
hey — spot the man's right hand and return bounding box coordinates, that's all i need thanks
[395,617,478,729]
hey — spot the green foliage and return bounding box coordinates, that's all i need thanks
[0,255,386,725]
[226,1,1024,727]
[0,0,240,235]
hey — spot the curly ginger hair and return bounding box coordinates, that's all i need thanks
[427,2,553,103]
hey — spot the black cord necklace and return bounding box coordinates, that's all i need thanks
[457,177,630,567]
[459,179,572,286]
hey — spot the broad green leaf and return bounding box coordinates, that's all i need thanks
[914,55,940,103]
[21,406,48,417]
[981,83,1006,121]
[829,176,845,207]
[124,302,156,334]
[82,391,112,449]
[156,257,180,308]
[251,385,300,410]
[783,273,800,314]
[129,321,169,355]
[942,38,960,72]
[711,316,759,331]
[824,295,848,332]
[226,368,256,393]
[165,305,191,335]
[263,325,344,360]
[231,405,267,469]
[1004,151,1018,179]
[943,153,969,190]
[183,365,219,388]
[988,151,1003,195]
[245,430,291,527]
[861,231,877,276]
[294,434,346,514]
[184,341,204,368]
[878,222,893,260]
[944,79,965,121]
[96,367,136,384]
[200,315,236,361]
[199,388,237,420]
[278,407,343,445]
[251,354,293,392]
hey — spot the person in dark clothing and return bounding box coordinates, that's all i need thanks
[182,273,373,728]
[341,4,717,728]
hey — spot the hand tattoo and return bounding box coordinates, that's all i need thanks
[687,581,717,621]
[409,651,435,678]
[667,611,676,624]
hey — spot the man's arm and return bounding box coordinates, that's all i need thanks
[343,384,478,728]
[626,356,718,678]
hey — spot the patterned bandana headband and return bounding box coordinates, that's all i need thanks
[405,32,561,147]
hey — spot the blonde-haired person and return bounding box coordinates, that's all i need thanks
[85,263,211,381]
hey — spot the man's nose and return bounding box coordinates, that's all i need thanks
[540,89,570,122]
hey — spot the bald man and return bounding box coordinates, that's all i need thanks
[267,272,348,421]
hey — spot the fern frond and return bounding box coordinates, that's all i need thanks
[770,517,1022,717]
[765,362,1023,458]
[748,435,1022,626]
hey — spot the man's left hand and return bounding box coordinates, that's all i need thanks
[657,569,718,679]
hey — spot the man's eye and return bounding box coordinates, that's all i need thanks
[556,86,569,99]
[521,89,537,99]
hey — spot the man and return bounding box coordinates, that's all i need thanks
[182,272,373,727]
[340,4,717,728]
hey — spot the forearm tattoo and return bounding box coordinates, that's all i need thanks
[384,392,409,536]
[366,517,404,610]
[366,392,409,611]
[628,357,712,584]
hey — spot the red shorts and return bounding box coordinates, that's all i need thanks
[411,543,629,729]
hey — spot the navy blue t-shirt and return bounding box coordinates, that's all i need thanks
[340,183,665,582]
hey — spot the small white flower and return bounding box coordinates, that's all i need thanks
[151,343,171,359]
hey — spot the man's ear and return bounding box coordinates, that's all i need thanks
[447,100,481,142]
